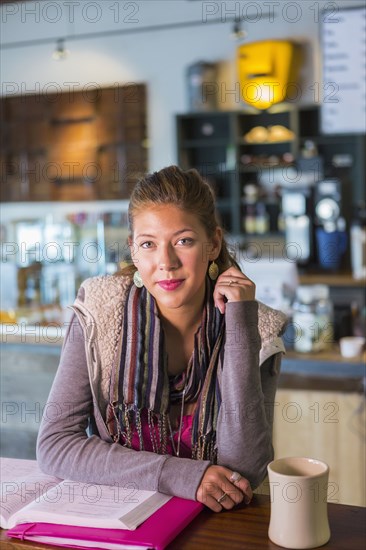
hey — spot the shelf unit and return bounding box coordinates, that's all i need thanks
[176,108,297,234]
[176,106,365,236]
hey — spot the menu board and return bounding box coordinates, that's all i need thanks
[321,6,366,134]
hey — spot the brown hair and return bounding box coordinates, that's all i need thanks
[121,165,239,276]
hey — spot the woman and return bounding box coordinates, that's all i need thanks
[37,166,286,513]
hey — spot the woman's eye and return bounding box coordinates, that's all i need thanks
[177,238,194,246]
[140,241,154,249]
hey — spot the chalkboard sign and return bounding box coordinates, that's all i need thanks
[321,5,366,134]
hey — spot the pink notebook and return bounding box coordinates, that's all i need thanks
[6,497,203,550]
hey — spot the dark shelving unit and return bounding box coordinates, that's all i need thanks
[176,105,365,236]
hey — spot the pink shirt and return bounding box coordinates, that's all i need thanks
[130,409,193,458]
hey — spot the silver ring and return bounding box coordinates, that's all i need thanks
[217,492,228,504]
[230,471,242,483]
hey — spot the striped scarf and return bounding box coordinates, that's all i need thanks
[106,278,225,461]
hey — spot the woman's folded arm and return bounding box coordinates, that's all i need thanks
[216,301,282,489]
[36,315,210,500]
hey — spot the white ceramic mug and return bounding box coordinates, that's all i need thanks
[339,336,365,358]
[267,457,331,549]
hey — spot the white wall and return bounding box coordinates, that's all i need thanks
[2,0,364,172]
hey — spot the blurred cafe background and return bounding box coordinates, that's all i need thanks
[0,0,365,506]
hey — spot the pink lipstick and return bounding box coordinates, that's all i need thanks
[158,279,184,291]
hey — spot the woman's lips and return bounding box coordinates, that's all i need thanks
[157,279,184,291]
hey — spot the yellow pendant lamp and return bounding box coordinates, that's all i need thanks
[237,40,302,110]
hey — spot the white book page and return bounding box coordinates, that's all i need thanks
[10,480,171,530]
[0,458,61,529]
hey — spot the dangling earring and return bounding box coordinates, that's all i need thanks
[208,261,219,281]
[133,270,144,288]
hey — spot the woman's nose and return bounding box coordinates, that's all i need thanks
[159,246,180,270]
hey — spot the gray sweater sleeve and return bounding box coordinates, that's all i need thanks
[36,315,210,500]
[216,301,281,489]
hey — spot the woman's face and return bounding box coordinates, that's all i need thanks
[129,204,222,317]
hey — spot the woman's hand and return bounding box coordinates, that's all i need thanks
[213,267,256,314]
[196,465,252,512]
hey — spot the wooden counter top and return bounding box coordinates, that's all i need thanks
[1,495,365,550]
[286,346,366,365]
[279,344,366,393]
[299,271,366,287]
[282,346,365,387]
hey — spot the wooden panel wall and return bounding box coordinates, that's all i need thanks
[272,389,365,506]
[0,84,148,202]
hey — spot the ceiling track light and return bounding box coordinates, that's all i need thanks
[230,19,247,41]
[3,14,278,51]
[52,39,70,61]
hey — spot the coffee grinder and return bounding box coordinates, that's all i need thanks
[314,179,342,227]
[314,179,347,270]
[281,184,315,266]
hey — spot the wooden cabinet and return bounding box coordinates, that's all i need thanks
[0,84,148,202]
[272,388,365,507]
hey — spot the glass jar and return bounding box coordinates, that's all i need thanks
[292,285,334,353]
